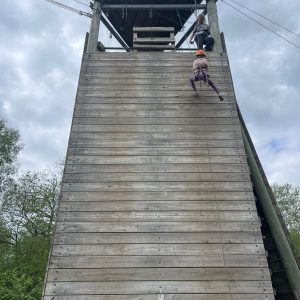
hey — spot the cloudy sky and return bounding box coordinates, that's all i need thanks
[0,0,300,185]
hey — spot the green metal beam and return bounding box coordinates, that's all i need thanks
[238,105,300,300]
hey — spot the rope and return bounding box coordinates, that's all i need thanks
[41,0,92,17]
[176,9,191,49]
[227,0,300,38]
[221,0,300,50]
[69,0,90,8]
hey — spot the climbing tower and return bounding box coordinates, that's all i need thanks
[43,1,300,299]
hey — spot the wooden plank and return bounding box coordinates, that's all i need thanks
[133,27,174,32]
[56,221,260,233]
[59,201,256,212]
[52,243,265,256]
[72,117,240,125]
[80,77,233,85]
[133,44,175,50]
[45,280,273,295]
[63,173,250,183]
[57,211,258,222]
[64,164,249,174]
[67,148,246,157]
[74,103,237,111]
[76,90,235,98]
[74,110,238,118]
[133,37,175,43]
[60,191,255,202]
[81,66,230,74]
[53,232,263,245]
[68,139,244,148]
[78,82,232,88]
[76,97,236,105]
[43,294,275,300]
[71,124,240,133]
[49,255,268,269]
[66,155,246,165]
[82,60,228,67]
[47,267,270,282]
[68,145,248,157]
[62,182,252,192]
[85,51,226,58]
[59,200,256,211]
[69,132,243,141]
[81,71,232,79]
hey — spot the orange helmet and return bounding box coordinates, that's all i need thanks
[196,49,206,57]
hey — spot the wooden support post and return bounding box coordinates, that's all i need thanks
[87,0,101,53]
[206,0,223,53]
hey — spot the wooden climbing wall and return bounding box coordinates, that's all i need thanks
[43,52,275,300]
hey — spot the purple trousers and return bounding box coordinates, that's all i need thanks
[189,72,220,95]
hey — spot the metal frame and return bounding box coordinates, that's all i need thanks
[101,4,206,10]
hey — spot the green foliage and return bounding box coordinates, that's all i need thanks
[0,269,42,300]
[0,168,61,299]
[0,119,23,195]
[272,183,300,257]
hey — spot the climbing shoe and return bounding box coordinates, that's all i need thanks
[219,95,224,101]
[193,91,199,97]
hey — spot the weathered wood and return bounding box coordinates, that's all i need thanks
[74,110,238,118]
[64,163,249,174]
[75,103,236,111]
[49,255,268,269]
[43,51,273,299]
[44,295,274,300]
[43,294,275,300]
[60,191,255,201]
[80,77,233,85]
[67,148,247,157]
[66,155,247,165]
[59,200,256,212]
[56,221,260,233]
[52,243,265,256]
[82,60,228,67]
[63,172,250,183]
[71,124,240,133]
[133,27,175,32]
[53,232,263,245]
[133,37,175,43]
[45,280,273,295]
[62,182,252,192]
[69,139,244,148]
[72,116,240,125]
[57,211,258,222]
[47,267,270,281]
[76,90,235,98]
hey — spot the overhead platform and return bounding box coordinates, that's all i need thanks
[100,0,205,47]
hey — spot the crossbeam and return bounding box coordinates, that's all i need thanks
[101,4,206,10]
[100,15,131,52]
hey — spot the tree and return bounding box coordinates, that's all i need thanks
[0,167,62,299]
[1,169,61,244]
[0,119,23,197]
[272,183,300,257]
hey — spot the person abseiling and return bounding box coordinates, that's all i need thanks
[189,49,224,101]
[189,14,214,51]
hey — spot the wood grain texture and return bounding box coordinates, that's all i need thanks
[43,52,273,299]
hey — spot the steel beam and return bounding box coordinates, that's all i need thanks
[101,4,206,10]
[100,15,131,52]
[87,0,101,52]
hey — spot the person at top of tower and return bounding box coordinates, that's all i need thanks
[189,14,214,51]
[189,49,224,101]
